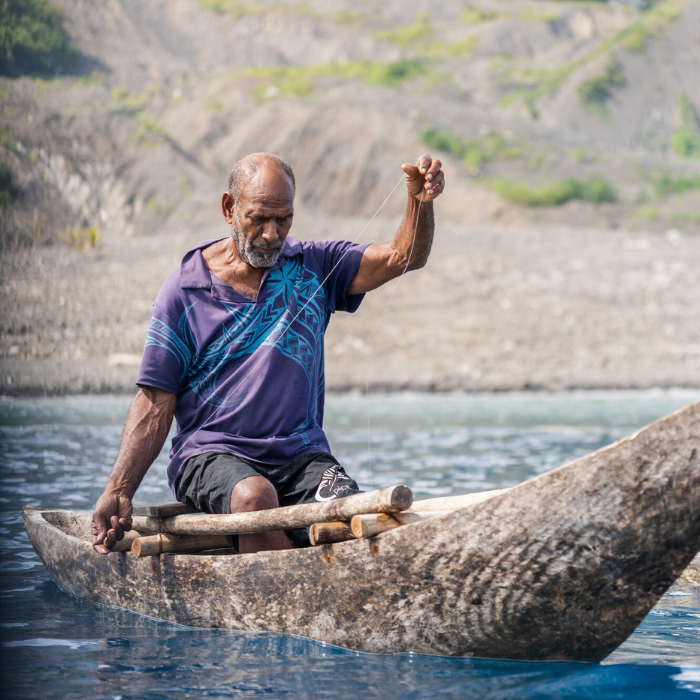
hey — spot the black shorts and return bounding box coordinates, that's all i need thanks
[174,451,362,548]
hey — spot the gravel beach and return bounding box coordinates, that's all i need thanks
[2,213,699,396]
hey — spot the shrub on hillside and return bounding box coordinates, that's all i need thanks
[420,126,523,168]
[654,174,700,197]
[0,163,17,208]
[493,177,617,207]
[577,59,625,114]
[670,93,700,159]
[0,0,78,77]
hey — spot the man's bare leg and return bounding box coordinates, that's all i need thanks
[230,475,293,553]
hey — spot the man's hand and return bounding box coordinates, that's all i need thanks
[89,387,176,555]
[91,492,133,554]
[402,154,445,203]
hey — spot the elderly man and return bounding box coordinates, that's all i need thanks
[92,152,445,554]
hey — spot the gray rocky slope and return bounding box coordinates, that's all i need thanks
[1,0,699,394]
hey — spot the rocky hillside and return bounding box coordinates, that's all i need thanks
[1,0,699,248]
[1,0,699,394]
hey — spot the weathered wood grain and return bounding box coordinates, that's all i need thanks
[408,490,508,512]
[23,401,700,661]
[678,554,700,585]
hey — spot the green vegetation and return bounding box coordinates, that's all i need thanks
[148,198,171,214]
[206,96,224,111]
[637,205,658,220]
[111,83,160,111]
[577,59,625,116]
[0,0,79,77]
[375,12,478,60]
[634,189,650,204]
[376,12,433,46]
[0,164,17,208]
[177,176,194,199]
[516,6,559,23]
[492,177,616,207]
[420,126,523,168]
[568,148,585,164]
[653,174,700,197]
[622,0,681,53]
[1,127,21,157]
[460,6,498,24]
[192,0,268,17]
[670,93,700,159]
[243,59,427,100]
[134,115,167,145]
[500,0,684,109]
[60,225,100,249]
[421,35,478,60]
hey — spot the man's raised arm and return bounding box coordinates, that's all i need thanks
[91,387,177,554]
[347,154,444,296]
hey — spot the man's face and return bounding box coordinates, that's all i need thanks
[230,165,295,268]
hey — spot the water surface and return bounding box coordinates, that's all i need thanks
[1,391,699,698]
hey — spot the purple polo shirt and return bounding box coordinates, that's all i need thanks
[137,236,368,494]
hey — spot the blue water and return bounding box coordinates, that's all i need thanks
[1,391,699,699]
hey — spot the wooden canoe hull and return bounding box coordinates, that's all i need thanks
[24,400,700,662]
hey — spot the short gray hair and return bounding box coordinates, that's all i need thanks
[228,153,295,205]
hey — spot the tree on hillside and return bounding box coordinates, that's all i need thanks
[0,0,78,77]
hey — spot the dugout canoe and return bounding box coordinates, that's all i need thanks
[23,400,700,663]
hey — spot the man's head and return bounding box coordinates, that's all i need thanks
[223,153,296,268]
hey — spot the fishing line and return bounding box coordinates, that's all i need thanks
[136,174,407,496]
[365,190,423,490]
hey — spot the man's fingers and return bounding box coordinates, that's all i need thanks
[425,171,445,191]
[119,518,132,533]
[110,516,125,541]
[93,543,111,555]
[402,163,420,179]
[425,159,442,183]
[417,155,432,174]
[103,529,117,550]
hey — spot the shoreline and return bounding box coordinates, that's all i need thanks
[3,221,700,397]
[3,385,699,401]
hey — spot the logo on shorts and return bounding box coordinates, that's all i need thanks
[315,465,354,502]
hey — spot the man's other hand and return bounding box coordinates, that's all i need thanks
[91,492,133,554]
[402,154,445,203]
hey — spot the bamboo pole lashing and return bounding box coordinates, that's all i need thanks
[130,485,412,536]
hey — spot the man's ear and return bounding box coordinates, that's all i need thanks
[221,192,235,223]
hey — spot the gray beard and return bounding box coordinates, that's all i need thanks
[231,214,283,268]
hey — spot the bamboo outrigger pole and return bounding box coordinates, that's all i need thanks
[130,485,413,537]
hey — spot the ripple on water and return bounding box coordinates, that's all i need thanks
[1,392,699,698]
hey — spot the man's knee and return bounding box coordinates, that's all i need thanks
[230,475,279,513]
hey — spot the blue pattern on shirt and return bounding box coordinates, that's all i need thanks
[143,256,326,412]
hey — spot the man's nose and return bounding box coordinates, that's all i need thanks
[261,219,279,242]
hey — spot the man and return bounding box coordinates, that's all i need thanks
[92,152,445,554]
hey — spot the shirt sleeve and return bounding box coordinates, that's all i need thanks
[136,303,194,395]
[314,240,370,314]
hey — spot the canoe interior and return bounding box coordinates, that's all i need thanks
[42,510,92,541]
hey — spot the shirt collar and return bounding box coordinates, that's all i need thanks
[180,236,302,290]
